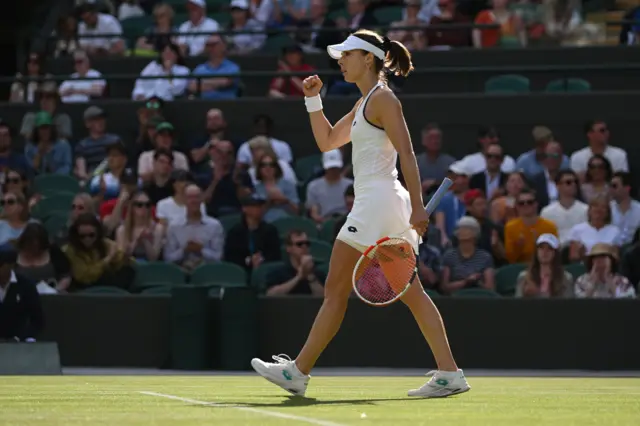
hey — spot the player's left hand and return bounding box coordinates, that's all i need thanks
[410,207,429,236]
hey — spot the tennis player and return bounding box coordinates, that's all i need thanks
[251,29,470,398]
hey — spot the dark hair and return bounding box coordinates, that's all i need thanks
[422,122,440,133]
[584,119,605,135]
[555,169,584,202]
[68,212,108,257]
[31,121,58,144]
[344,184,355,198]
[612,171,633,190]
[253,114,274,135]
[25,52,44,75]
[285,229,307,245]
[517,187,537,201]
[525,242,566,297]
[585,154,612,183]
[352,29,414,80]
[154,148,174,163]
[2,168,28,195]
[158,42,186,67]
[16,222,50,254]
[255,152,283,181]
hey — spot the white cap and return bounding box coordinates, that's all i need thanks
[322,149,343,169]
[327,35,385,61]
[188,0,206,7]
[230,0,249,8]
[448,161,471,176]
[536,233,559,250]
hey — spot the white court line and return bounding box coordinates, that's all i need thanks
[139,391,347,426]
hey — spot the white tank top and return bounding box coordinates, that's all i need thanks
[350,82,398,186]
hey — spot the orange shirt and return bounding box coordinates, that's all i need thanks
[504,217,558,264]
[474,10,518,47]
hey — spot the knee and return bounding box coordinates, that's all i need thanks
[322,282,352,310]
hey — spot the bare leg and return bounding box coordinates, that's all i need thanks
[401,277,458,371]
[295,240,362,375]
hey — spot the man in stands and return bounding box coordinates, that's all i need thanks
[138,122,189,182]
[570,119,629,178]
[77,1,125,56]
[459,126,516,175]
[177,0,220,56]
[74,106,120,181]
[190,36,240,100]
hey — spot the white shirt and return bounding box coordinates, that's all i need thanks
[248,159,297,185]
[570,145,629,174]
[237,138,293,165]
[78,13,123,51]
[132,61,191,101]
[138,150,189,176]
[610,199,640,245]
[251,0,274,25]
[156,197,208,225]
[118,3,145,20]
[459,152,516,175]
[177,17,220,56]
[0,271,18,303]
[59,69,106,103]
[540,200,588,246]
[544,170,558,202]
[568,222,621,253]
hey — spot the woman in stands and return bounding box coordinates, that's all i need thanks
[252,152,299,223]
[581,154,612,203]
[115,191,164,262]
[516,233,574,298]
[568,195,621,263]
[0,192,33,248]
[490,171,528,225]
[251,29,469,398]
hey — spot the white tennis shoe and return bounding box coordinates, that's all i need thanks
[408,369,471,398]
[250,354,310,397]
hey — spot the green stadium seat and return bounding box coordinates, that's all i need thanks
[319,218,338,243]
[251,261,285,291]
[190,262,248,287]
[209,12,230,27]
[317,261,330,279]
[120,15,153,45]
[44,213,69,239]
[494,263,527,296]
[452,288,501,298]
[264,34,296,53]
[33,174,80,196]
[78,286,130,295]
[564,262,586,280]
[134,262,187,290]
[218,213,241,233]
[139,285,175,295]
[328,8,348,21]
[273,216,318,239]
[295,154,323,183]
[373,6,402,25]
[31,193,75,221]
[545,78,591,93]
[425,289,440,298]
[484,74,530,94]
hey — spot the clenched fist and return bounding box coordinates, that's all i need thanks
[303,75,323,97]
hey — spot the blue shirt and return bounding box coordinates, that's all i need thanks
[89,171,143,201]
[516,150,570,178]
[24,140,72,175]
[0,153,31,177]
[254,180,299,223]
[192,60,240,100]
[0,219,37,245]
[435,192,466,239]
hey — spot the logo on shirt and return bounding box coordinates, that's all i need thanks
[348,226,358,233]
[352,120,357,127]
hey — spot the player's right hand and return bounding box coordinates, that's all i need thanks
[303,75,323,97]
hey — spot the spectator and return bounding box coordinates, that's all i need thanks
[473,0,525,48]
[245,136,297,185]
[333,184,355,239]
[237,114,293,168]
[504,189,558,264]
[227,0,266,54]
[306,149,353,224]
[570,120,628,178]
[459,126,516,174]
[118,0,145,20]
[435,161,470,246]
[265,230,326,296]
[138,122,189,181]
[74,106,120,181]
[515,126,569,178]
[134,106,164,156]
[253,152,299,223]
[415,123,455,194]
[568,196,621,262]
[136,3,178,52]
[0,192,33,248]
[143,149,175,205]
[77,1,125,56]
[387,0,427,50]
[24,112,72,176]
[52,193,95,246]
[63,213,133,291]
[115,191,164,262]
[190,109,238,175]
[177,0,220,56]
[58,50,106,103]
[610,172,640,246]
[3,169,37,211]
[9,53,53,103]
[295,0,342,50]
[190,35,241,100]
[202,140,254,217]
[99,169,152,236]
[132,43,190,101]
[53,15,80,58]
[224,194,281,271]
[463,189,505,264]
[581,154,612,203]
[0,123,30,178]
[20,84,73,140]
[164,184,224,271]
[425,0,472,49]
[440,216,495,295]
[339,0,378,30]
[14,223,71,293]
[575,243,635,298]
[540,170,587,248]
[269,45,316,98]
[157,170,207,226]
[490,171,528,225]
[0,250,43,343]
[469,142,508,201]
[417,240,441,291]
[529,140,566,207]
[89,142,138,202]
[516,233,574,298]
[622,229,640,290]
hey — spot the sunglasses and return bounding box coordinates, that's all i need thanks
[486,154,502,160]
[560,179,576,185]
[1,199,16,206]
[71,203,85,210]
[79,232,96,239]
[546,152,561,159]
[260,162,276,168]
[134,201,151,208]
[146,101,160,109]
[518,199,536,206]
[5,177,21,184]
[292,241,310,248]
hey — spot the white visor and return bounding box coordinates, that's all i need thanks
[327,35,386,61]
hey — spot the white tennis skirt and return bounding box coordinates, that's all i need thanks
[336,177,421,253]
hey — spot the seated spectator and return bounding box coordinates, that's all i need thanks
[63,213,133,292]
[58,50,106,103]
[227,0,266,54]
[138,122,189,181]
[99,170,152,236]
[265,230,325,296]
[164,184,224,271]
[435,162,470,246]
[339,0,378,29]
[473,0,525,48]
[134,111,164,158]
[115,191,164,262]
[468,142,508,201]
[0,250,44,343]
[14,223,71,293]
[190,108,240,176]
[3,169,38,211]
[20,83,72,140]
[136,3,178,53]
[610,172,640,246]
[52,193,95,245]
[515,126,570,178]
[268,45,316,99]
[387,0,426,50]
[236,114,293,169]
[132,44,190,101]
[440,216,495,295]
[416,123,455,194]
[77,2,125,55]
[246,136,297,185]
[516,234,574,298]
[0,125,30,179]
[462,189,505,264]
[118,0,145,21]
[295,0,343,50]
[306,150,353,225]
[529,140,566,207]
[9,53,53,103]
[0,192,33,248]
[540,170,587,248]
[425,0,472,49]
[74,106,120,181]
[504,189,558,264]
[418,240,441,291]
[490,171,527,225]
[143,149,175,205]
[53,15,80,58]
[575,243,635,298]
[253,152,299,223]
[570,120,628,178]
[333,184,355,239]
[581,154,611,203]
[202,140,253,217]
[24,112,72,175]
[157,170,207,226]
[89,142,138,202]
[177,0,220,56]
[190,36,240,100]
[459,127,516,174]
[224,194,281,271]
[568,196,621,262]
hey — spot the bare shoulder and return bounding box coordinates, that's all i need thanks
[369,86,401,113]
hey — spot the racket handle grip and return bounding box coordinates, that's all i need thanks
[425,178,453,215]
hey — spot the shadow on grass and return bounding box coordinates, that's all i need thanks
[197,395,419,408]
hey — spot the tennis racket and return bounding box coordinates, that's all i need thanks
[352,178,453,306]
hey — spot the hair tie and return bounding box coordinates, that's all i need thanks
[382,36,393,52]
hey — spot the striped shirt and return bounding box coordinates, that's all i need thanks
[75,134,120,174]
[442,248,493,282]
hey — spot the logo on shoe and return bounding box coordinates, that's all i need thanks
[282,370,293,381]
[435,379,449,387]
